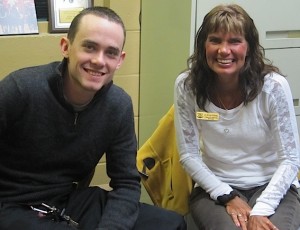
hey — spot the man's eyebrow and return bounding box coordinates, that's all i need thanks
[107,46,121,54]
[81,39,98,46]
[81,39,121,53]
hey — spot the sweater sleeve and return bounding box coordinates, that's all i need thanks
[97,98,141,229]
[0,73,27,139]
[174,72,232,200]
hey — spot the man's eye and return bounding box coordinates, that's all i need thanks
[106,50,119,57]
[83,44,95,51]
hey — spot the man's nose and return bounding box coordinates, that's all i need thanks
[92,52,105,65]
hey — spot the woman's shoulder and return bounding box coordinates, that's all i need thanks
[175,71,189,87]
[263,72,290,93]
[264,72,287,82]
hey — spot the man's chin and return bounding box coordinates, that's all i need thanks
[83,83,105,92]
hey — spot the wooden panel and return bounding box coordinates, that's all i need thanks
[93,0,104,6]
[116,31,140,76]
[0,24,63,79]
[104,0,140,31]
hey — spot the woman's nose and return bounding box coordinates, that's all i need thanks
[218,43,230,55]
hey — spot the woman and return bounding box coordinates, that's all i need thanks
[174,4,300,230]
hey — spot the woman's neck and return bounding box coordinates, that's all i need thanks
[211,87,244,110]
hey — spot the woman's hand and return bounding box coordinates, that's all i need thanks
[226,196,251,230]
[225,197,279,230]
[247,216,278,230]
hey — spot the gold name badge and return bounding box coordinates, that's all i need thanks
[196,112,219,121]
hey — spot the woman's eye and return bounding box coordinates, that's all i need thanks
[230,39,241,44]
[208,37,220,44]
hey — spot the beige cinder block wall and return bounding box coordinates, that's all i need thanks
[90,0,141,186]
[0,0,141,187]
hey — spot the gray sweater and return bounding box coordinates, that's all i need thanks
[0,61,141,229]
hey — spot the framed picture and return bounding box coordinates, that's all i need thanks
[0,0,39,36]
[48,0,93,33]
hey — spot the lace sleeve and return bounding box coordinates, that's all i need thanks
[174,72,232,199]
[251,73,300,216]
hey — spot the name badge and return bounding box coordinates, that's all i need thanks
[196,112,219,121]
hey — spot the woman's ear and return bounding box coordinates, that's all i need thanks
[60,37,70,58]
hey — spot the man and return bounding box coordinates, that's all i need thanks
[0,6,186,230]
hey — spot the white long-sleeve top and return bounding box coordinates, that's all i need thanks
[174,71,300,216]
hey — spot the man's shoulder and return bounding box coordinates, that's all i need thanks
[1,62,61,94]
[13,62,60,77]
[99,84,133,112]
[3,62,60,84]
[109,83,131,100]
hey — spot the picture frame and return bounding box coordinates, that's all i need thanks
[0,0,39,36]
[48,0,93,33]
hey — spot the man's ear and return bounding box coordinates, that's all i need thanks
[60,37,70,58]
[116,51,126,70]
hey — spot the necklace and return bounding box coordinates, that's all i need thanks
[214,92,245,134]
[216,93,230,110]
[215,90,245,110]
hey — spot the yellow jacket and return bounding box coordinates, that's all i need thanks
[137,105,193,215]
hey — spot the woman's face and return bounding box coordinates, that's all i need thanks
[205,31,248,79]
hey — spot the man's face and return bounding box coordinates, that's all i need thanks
[61,14,125,94]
